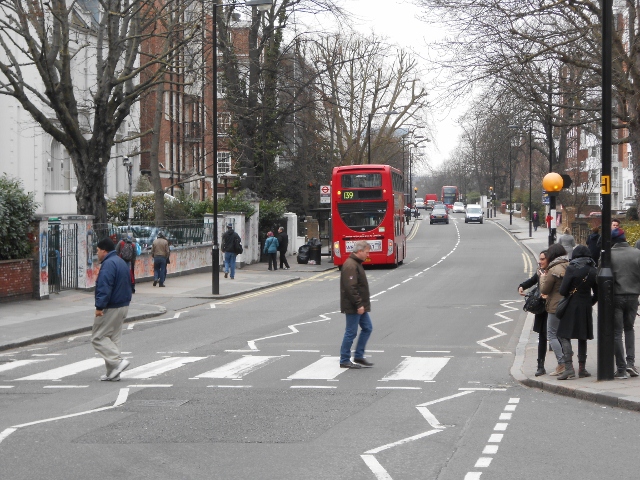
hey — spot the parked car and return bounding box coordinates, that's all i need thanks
[465,205,484,224]
[452,202,465,213]
[129,225,176,250]
[430,205,449,224]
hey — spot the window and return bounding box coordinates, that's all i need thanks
[588,193,600,205]
[218,112,231,135]
[217,151,231,174]
[217,72,226,97]
[341,173,382,188]
[48,140,71,191]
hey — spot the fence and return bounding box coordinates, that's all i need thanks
[93,220,214,251]
[47,223,78,293]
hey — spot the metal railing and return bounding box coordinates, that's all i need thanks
[93,220,214,251]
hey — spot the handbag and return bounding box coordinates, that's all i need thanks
[555,275,588,319]
[523,285,546,315]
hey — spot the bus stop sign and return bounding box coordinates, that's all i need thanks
[320,185,331,204]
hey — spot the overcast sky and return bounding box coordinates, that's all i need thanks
[303,0,465,172]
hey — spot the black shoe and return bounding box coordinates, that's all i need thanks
[224,272,228,278]
[159,283,165,287]
[339,362,362,369]
[353,358,374,367]
[153,280,157,287]
[627,365,640,377]
[614,369,629,379]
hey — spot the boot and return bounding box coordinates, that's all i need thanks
[535,359,546,377]
[549,364,565,376]
[558,362,576,380]
[578,362,591,378]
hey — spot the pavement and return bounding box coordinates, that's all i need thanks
[491,211,640,412]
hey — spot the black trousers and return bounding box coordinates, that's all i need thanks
[267,253,277,270]
[537,318,548,362]
[279,250,290,268]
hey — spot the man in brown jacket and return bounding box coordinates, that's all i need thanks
[339,240,373,369]
[151,232,170,287]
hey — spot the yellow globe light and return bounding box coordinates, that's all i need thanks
[542,172,563,192]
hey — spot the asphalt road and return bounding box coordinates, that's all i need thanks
[1,213,639,479]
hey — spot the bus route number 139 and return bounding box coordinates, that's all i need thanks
[343,191,355,200]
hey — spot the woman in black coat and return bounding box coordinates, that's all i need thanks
[585,225,601,266]
[518,249,549,376]
[556,245,598,380]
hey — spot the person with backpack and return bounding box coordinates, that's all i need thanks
[263,231,279,271]
[115,232,138,293]
[221,223,242,280]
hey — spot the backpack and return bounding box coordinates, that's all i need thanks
[234,236,243,255]
[120,240,134,262]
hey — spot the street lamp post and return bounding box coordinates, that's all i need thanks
[211,0,272,295]
[122,156,133,227]
[528,121,533,238]
[509,142,513,225]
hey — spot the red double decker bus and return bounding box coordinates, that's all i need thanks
[441,185,459,209]
[331,164,406,267]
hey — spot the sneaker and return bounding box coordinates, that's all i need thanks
[353,358,374,367]
[153,280,157,287]
[224,272,228,278]
[108,359,130,380]
[614,369,629,379]
[339,362,362,369]
[100,374,120,382]
[159,283,165,287]
[627,365,640,377]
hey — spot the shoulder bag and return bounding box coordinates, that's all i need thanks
[555,275,588,319]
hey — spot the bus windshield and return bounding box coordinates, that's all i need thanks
[337,201,387,231]
[341,174,382,188]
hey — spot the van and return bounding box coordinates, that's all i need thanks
[424,194,438,210]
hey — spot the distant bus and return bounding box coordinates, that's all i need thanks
[441,186,459,209]
[331,164,406,267]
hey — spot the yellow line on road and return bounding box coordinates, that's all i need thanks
[407,220,421,241]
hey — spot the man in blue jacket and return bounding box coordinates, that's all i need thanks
[93,237,132,381]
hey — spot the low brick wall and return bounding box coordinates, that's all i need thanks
[0,259,34,302]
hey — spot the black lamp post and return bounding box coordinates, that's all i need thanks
[211,0,272,294]
[123,156,133,227]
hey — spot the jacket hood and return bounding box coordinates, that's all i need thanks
[571,245,593,261]
[548,257,568,269]
[569,255,595,269]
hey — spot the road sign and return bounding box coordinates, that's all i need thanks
[601,175,611,195]
[320,185,331,204]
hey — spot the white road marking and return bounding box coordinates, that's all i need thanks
[290,386,336,389]
[499,413,512,420]
[508,397,520,403]
[483,445,499,454]
[210,303,216,308]
[0,428,17,445]
[402,279,412,283]
[459,388,507,391]
[43,385,88,389]
[464,474,482,480]
[207,385,253,388]
[477,300,519,353]
[16,358,103,380]
[494,423,508,431]
[370,291,386,298]
[416,350,450,353]
[0,386,14,389]
[365,429,443,454]
[287,350,320,352]
[388,284,400,290]
[121,357,206,379]
[475,457,492,468]
[127,312,183,330]
[376,387,421,390]
[288,357,345,380]
[504,404,517,411]
[0,359,50,373]
[114,388,129,406]
[31,354,63,356]
[127,384,172,388]
[381,357,450,382]
[196,356,284,379]
[361,455,393,480]
[245,313,334,350]
[488,434,503,442]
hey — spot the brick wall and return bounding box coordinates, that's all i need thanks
[0,259,34,302]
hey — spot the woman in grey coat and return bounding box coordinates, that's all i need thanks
[557,227,576,260]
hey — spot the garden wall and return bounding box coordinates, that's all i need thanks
[0,259,34,302]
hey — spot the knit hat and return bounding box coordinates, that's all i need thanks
[97,237,115,252]
[612,228,627,243]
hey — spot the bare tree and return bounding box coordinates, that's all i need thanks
[0,0,199,224]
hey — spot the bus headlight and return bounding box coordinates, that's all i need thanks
[387,239,394,256]
[334,241,341,258]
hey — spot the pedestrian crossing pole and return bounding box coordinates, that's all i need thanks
[597,0,615,381]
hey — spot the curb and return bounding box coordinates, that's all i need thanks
[0,307,167,353]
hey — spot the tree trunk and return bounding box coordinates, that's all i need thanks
[150,81,166,226]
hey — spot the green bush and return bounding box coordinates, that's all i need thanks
[626,207,639,221]
[0,175,38,260]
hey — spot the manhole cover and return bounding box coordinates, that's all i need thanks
[133,399,189,407]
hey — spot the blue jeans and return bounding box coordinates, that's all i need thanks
[153,257,167,284]
[340,312,373,364]
[224,252,236,278]
[614,294,638,369]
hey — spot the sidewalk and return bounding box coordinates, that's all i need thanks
[0,217,424,353]
[492,212,640,412]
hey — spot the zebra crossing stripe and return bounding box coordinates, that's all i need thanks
[16,358,104,380]
[0,359,50,373]
[287,356,345,380]
[195,356,285,379]
[381,357,450,382]
[121,357,206,379]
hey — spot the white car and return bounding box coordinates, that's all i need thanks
[465,205,484,224]
[414,199,425,209]
[452,202,465,213]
